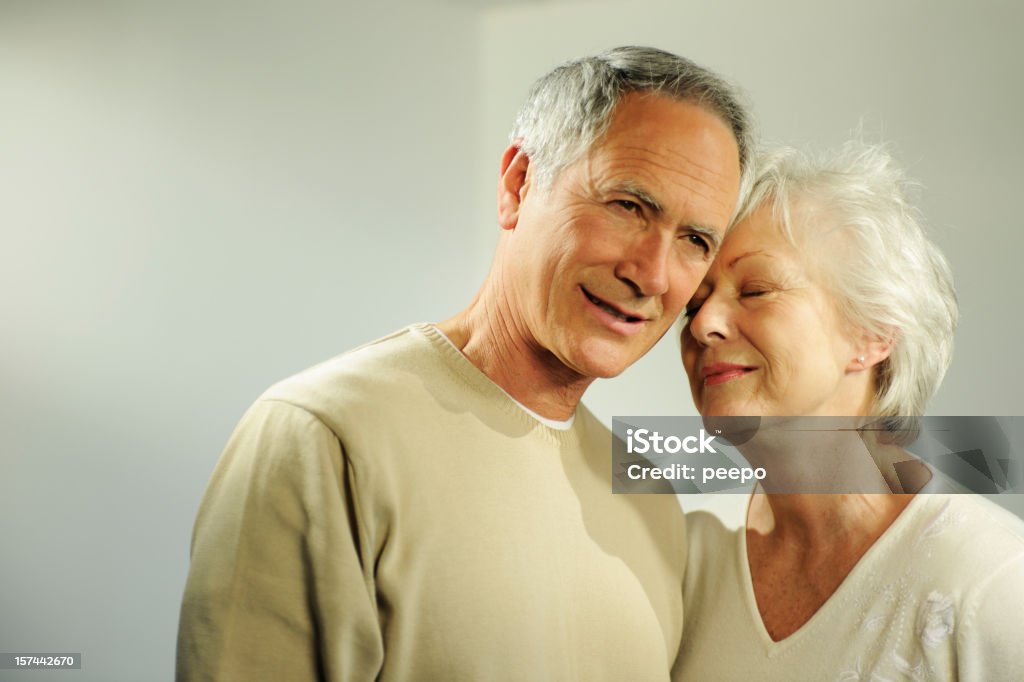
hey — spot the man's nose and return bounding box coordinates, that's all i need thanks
[615,230,672,297]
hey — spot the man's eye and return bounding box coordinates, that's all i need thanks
[614,200,642,215]
[740,289,768,298]
[682,233,711,254]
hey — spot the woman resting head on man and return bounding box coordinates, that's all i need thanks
[674,142,1024,680]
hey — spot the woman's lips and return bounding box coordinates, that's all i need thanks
[700,362,756,386]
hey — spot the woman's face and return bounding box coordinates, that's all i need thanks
[681,205,864,418]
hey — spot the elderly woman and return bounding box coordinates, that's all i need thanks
[673,143,1024,680]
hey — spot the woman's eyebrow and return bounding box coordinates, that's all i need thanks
[728,250,771,268]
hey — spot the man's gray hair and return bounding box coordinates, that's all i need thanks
[510,46,754,200]
[739,142,959,440]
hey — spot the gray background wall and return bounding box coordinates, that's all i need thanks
[2,1,1021,679]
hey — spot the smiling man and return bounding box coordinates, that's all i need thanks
[177,46,751,681]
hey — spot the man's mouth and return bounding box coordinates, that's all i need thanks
[581,287,645,323]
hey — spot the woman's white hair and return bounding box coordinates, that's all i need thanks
[738,142,959,438]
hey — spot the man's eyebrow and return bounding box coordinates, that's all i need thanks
[613,182,724,252]
[614,183,663,214]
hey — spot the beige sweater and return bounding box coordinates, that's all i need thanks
[674,494,1024,681]
[177,324,686,681]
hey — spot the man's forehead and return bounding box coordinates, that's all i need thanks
[587,151,739,223]
[585,156,726,207]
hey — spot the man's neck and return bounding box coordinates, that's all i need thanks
[437,299,592,422]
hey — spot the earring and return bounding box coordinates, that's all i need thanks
[857,355,866,365]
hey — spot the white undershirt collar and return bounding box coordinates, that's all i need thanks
[434,328,576,431]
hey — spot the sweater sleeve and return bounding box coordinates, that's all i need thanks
[955,551,1024,680]
[176,399,383,681]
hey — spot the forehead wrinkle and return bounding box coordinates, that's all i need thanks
[613,142,738,195]
[595,159,730,214]
[625,139,733,176]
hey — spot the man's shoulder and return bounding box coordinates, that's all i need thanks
[255,324,449,425]
[268,323,425,385]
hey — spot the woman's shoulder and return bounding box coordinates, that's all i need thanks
[924,496,1024,674]
[683,508,744,570]
[685,509,738,543]
[681,509,748,626]
[914,495,1024,559]
[896,495,1024,598]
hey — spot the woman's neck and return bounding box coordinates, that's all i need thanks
[737,419,893,495]
[747,491,913,545]
[744,491,915,641]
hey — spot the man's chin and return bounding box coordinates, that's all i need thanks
[566,343,651,380]
[590,364,629,380]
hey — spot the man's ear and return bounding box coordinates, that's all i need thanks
[497,142,532,231]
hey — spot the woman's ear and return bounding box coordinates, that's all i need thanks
[848,329,898,373]
[497,142,532,231]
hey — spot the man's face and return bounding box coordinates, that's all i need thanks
[498,91,742,380]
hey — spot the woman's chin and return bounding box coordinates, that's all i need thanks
[697,399,752,418]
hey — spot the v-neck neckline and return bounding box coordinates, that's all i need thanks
[734,493,929,654]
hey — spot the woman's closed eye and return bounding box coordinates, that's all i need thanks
[740,282,774,298]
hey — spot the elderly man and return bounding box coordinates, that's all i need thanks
[177,46,751,681]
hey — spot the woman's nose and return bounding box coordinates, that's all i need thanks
[686,295,731,346]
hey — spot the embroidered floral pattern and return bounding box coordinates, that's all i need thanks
[839,502,961,681]
[916,591,955,648]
